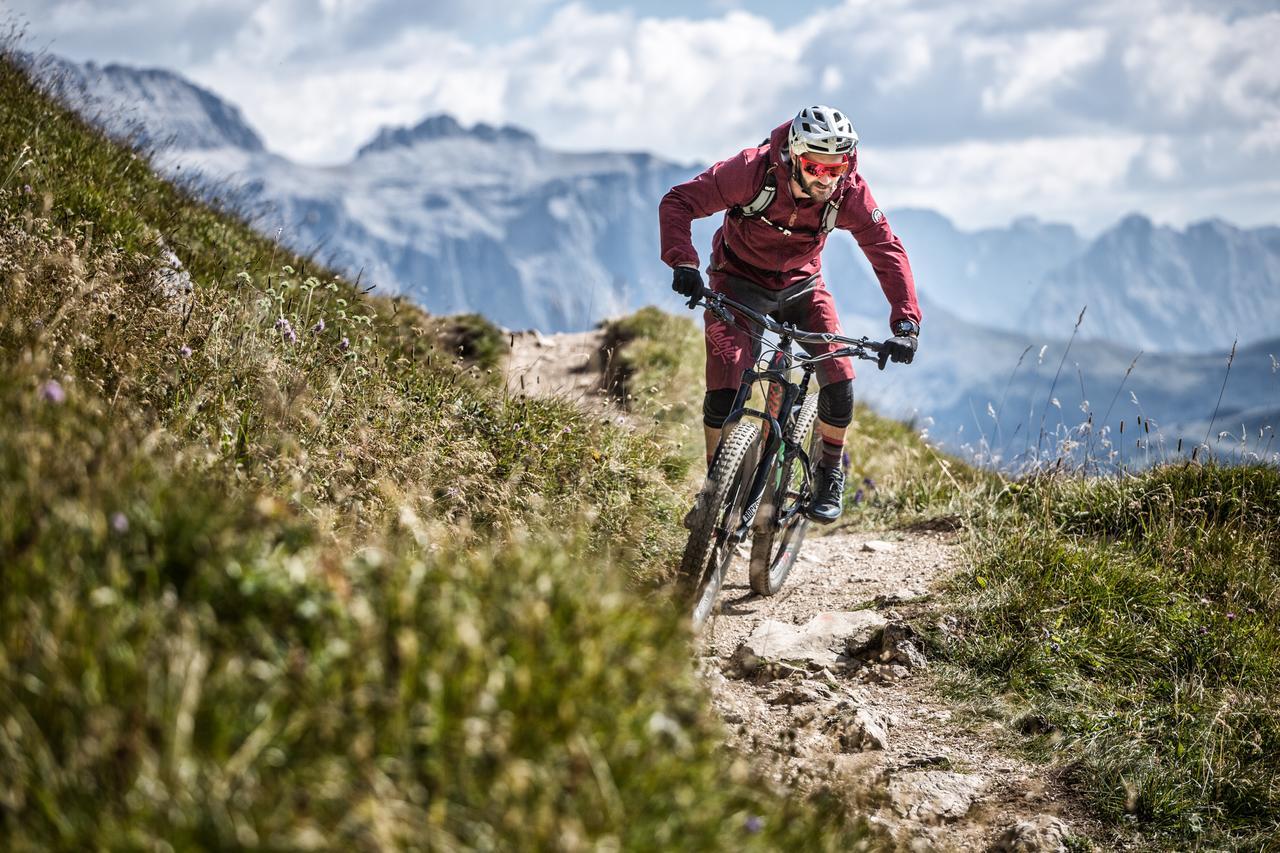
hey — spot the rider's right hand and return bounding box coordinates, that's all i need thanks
[672,265,704,301]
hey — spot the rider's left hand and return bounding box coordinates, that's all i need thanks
[883,334,917,365]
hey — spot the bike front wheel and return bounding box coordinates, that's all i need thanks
[678,420,761,631]
[748,395,818,596]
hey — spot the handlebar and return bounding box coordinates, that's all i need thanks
[686,287,894,370]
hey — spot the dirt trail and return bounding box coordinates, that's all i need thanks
[504,328,616,413]
[507,330,1094,852]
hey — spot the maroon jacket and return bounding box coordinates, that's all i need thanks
[658,120,921,330]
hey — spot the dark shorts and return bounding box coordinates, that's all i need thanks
[704,271,856,391]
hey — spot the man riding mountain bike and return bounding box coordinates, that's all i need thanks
[658,105,922,523]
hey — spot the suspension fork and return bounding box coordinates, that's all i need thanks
[709,338,802,538]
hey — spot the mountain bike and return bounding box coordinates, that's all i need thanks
[677,288,890,631]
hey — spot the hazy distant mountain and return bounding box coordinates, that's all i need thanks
[25,53,265,152]
[29,52,1279,350]
[1021,214,1280,353]
[887,209,1084,327]
[847,300,1280,468]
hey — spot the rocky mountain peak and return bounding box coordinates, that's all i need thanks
[22,52,265,152]
[355,113,537,157]
[1112,211,1155,239]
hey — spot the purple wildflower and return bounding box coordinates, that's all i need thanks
[1198,625,1210,636]
[852,488,864,505]
[274,316,298,343]
[23,184,33,195]
[744,816,763,834]
[312,318,325,334]
[110,512,129,533]
[339,337,350,352]
[1050,642,1061,653]
[1226,612,1236,621]
[40,379,66,404]
[863,476,876,489]
[179,345,192,359]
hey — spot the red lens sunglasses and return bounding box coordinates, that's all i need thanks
[799,154,850,179]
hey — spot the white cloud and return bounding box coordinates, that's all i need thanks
[1122,9,1280,125]
[498,7,808,157]
[865,134,1147,230]
[975,28,1108,113]
[820,65,843,93]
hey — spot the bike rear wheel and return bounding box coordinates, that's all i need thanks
[678,420,761,631]
[748,395,819,596]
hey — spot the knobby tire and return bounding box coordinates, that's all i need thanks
[678,420,761,631]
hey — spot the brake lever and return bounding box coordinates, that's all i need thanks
[877,349,890,371]
[691,290,735,323]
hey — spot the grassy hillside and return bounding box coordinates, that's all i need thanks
[945,464,1280,850]
[604,304,1280,850]
[0,50,873,848]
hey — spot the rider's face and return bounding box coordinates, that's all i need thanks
[795,151,846,201]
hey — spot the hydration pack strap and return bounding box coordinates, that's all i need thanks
[819,194,842,235]
[738,165,777,217]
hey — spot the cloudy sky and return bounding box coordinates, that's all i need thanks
[5,0,1278,233]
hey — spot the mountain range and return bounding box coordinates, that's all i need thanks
[23,51,1279,465]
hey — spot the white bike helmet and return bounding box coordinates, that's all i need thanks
[788,105,858,156]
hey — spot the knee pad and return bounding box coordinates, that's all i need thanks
[817,380,854,428]
[702,388,738,429]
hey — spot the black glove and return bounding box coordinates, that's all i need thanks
[884,334,917,364]
[878,322,919,369]
[671,266,704,303]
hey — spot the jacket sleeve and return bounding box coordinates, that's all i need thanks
[837,175,923,331]
[658,149,763,270]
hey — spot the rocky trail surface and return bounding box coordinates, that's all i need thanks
[700,531,1092,851]
[506,329,1095,852]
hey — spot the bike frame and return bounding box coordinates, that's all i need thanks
[715,335,814,540]
[691,289,887,545]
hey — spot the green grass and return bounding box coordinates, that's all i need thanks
[0,49,875,849]
[941,463,1280,850]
